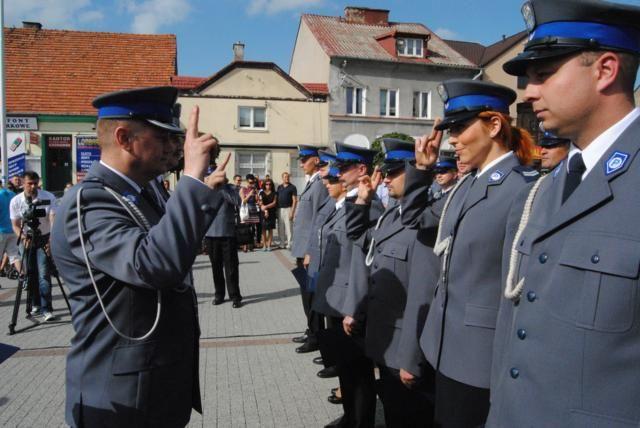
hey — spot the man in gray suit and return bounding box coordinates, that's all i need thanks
[489,1,640,426]
[205,175,242,308]
[51,86,228,427]
[291,145,329,351]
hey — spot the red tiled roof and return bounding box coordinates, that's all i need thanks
[171,75,206,90]
[5,27,177,116]
[302,83,329,95]
[301,14,475,68]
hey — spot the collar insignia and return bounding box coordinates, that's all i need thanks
[604,151,629,176]
[489,170,504,183]
[122,191,139,205]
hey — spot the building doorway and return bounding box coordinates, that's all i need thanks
[44,134,72,192]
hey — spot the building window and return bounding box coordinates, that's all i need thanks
[412,91,431,119]
[238,106,266,129]
[346,86,365,115]
[398,38,423,57]
[237,151,268,177]
[380,89,399,117]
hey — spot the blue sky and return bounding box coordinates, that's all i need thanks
[5,0,640,80]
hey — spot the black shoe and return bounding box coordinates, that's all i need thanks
[312,356,324,365]
[317,365,338,378]
[232,301,242,308]
[292,334,308,343]
[295,341,319,353]
[327,394,343,405]
[330,387,338,395]
[212,298,224,305]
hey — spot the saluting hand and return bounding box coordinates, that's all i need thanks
[183,105,220,181]
[355,167,382,205]
[205,153,231,190]
[415,117,443,170]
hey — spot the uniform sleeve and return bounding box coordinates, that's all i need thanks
[397,230,440,376]
[345,202,371,242]
[342,240,370,321]
[401,163,440,229]
[61,178,222,290]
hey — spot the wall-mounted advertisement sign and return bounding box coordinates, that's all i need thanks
[46,134,72,149]
[76,135,100,181]
[6,116,38,130]
[6,132,27,178]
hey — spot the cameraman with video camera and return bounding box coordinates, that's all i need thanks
[10,171,57,322]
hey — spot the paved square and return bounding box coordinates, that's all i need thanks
[0,248,363,427]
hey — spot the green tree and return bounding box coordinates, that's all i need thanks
[371,132,415,167]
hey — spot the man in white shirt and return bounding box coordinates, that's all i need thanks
[10,171,57,321]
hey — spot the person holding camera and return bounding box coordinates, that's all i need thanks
[9,171,57,322]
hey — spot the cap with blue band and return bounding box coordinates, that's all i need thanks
[92,86,183,133]
[97,104,174,121]
[435,79,517,131]
[528,21,640,53]
[385,150,414,161]
[504,0,640,76]
[381,138,414,173]
[335,141,377,165]
[445,95,510,114]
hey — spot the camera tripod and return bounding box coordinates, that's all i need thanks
[8,222,71,335]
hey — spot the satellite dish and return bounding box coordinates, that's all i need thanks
[343,134,370,149]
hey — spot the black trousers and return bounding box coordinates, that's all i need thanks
[434,370,490,428]
[205,237,241,302]
[320,316,376,428]
[378,365,435,428]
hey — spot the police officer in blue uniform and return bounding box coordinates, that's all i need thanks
[401,79,539,427]
[291,145,329,352]
[51,86,228,427]
[313,142,383,428]
[346,138,439,427]
[537,131,571,172]
[489,1,640,426]
[431,157,458,201]
[304,150,339,377]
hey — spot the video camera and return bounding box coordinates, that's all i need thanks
[23,196,51,234]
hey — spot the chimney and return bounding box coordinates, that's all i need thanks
[233,42,245,62]
[344,7,389,25]
[22,21,42,30]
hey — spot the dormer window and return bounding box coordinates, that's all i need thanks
[397,38,423,57]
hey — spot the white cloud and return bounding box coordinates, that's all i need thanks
[247,0,324,16]
[126,0,191,34]
[434,27,460,40]
[5,0,101,29]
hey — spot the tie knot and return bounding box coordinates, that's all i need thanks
[568,153,586,173]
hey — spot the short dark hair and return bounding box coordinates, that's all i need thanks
[23,171,39,181]
[233,174,242,180]
[245,174,255,181]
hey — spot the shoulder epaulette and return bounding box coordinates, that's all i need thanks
[512,165,540,182]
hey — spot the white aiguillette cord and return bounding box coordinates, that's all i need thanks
[365,204,400,267]
[76,186,161,341]
[504,175,548,301]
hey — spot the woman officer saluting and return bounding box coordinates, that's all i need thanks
[400,79,538,427]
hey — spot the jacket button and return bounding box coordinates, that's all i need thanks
[374,263,379,269]
[591,254,600,264]
[526,291,537,302]
[538,253,548,264]
[377,248,382,253]
[510,368,520,379]
[200,204,212,212]
[517,329,527,340]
